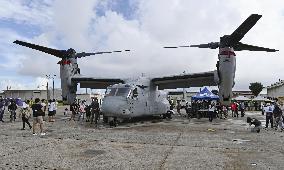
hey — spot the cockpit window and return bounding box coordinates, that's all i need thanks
[116,88,131,97]
[105,88,117,96]
[105,87,131,97]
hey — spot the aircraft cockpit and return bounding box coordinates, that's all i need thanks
[105,84,132,97]
[105,84,141,99]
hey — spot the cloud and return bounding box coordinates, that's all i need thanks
[1,0,284,91]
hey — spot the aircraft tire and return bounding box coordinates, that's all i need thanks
[166,111,172,119]
[103,116,108,123]
[109,117,117,127]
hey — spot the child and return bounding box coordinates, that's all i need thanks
[247,117,261,133]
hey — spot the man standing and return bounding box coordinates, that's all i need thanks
[240,102,245,117]
[265,103,274,129]
[31,98,45,135]
[273,103,283,130]
[90,98,100,125]
[8,100,17,122]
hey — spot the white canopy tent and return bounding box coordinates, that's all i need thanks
[233,96,251,101]
[252,96,269,101]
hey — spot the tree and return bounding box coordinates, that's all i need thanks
[249,82,263,96]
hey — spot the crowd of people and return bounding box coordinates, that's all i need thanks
[0,97,104,135]
[1,96,284,135]
[0,98,58,136]
[173,98,284,133]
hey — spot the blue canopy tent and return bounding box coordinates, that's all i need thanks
[192,87,219,100]
[15,98,23,106]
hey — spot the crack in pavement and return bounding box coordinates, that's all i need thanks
[159,132,182,170]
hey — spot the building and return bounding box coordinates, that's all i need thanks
[2,89,62,101]
[232,90,254,99]
[267,79,284,100]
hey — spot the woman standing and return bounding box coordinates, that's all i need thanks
[21,101,32,130]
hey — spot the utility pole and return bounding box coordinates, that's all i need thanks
[46,81,49,100]
[46,74,56,100]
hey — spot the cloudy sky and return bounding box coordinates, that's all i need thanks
[0,0,283,92]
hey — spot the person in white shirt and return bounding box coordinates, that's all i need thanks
[208,102,215,122]
[48,99,54,122]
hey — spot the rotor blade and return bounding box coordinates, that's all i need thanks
[190,42,219,49]
[164,46,178,48]
[190,44,210,48]
[228,14,262,45]
[13,40,65,58]
[75,52,112,58]
[113,50,122,53]
[233,42,279,52]
[163,45,190,48]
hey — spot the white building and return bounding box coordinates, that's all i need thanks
[267,80,284,98]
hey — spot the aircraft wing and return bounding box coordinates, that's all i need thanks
[71,77,124,89]
[151,71,218,90]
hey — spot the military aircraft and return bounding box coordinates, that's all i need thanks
[164,14,278,105]
[13,39,217,125]
[14,14,278,126]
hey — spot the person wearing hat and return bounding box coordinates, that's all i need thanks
[21,101,32,130]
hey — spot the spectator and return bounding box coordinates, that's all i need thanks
[247,117,261,133]
[90,98,100,125]
[48,100,54,122]
[41,99,46,121]
[265,103,274,129]
[8,100,17,122]
[0,99,5,122]
[69,99,78,121]
[31,98,45,135]
[20,101,32,130]
[273,103,283,130]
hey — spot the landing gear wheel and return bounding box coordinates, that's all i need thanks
[166,111,172,119]
[109,117,117,127]
[162,114,167,119]
[103,116,108,123]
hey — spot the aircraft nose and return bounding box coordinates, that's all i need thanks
[101,97,129,116]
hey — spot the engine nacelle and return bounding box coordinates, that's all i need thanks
[217,47,236,105]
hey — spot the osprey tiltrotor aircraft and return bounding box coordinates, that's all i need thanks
[14,14,277,125]
[164,14,278,105]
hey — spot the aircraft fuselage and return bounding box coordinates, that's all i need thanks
[101,77,170,119]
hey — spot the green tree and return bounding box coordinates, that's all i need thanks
[249,82,263,96]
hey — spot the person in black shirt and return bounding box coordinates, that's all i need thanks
[31,98,45,135]
[85,105,91,122]
[90,98,100,125]
[8,100,17,122]
[247,117,261,133]
[69,99,78,121]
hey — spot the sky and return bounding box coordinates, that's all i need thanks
[0,0,283,92]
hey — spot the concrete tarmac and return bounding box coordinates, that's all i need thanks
[0,107,284,170]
